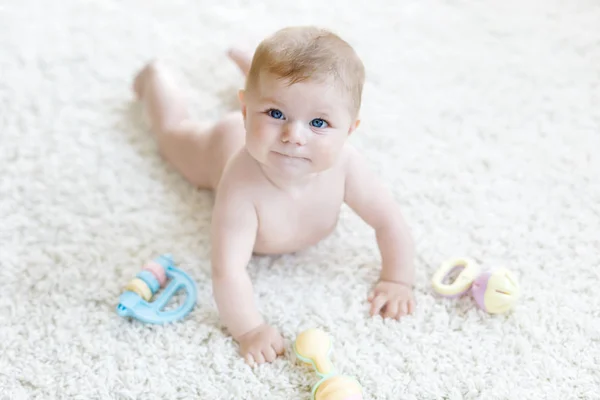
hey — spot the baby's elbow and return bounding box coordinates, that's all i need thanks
[211,258,247,282]
[374,206,410,236]
[211,262,233,281]
[369,202,401,231]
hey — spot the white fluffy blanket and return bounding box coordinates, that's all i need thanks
[1,0,598,398]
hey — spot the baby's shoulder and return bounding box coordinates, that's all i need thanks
[215,148,263,194]
[339,142,362,172]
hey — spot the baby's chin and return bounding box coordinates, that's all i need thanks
[248,151,317,177]
[265,152,314,174]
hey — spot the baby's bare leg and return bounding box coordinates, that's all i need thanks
[133,61,245,190]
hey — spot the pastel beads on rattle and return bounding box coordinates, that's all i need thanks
[124,277,154,301]
[294,328,363,400]
[143,260,167,287]
[431,257,520,314]
[122,260,168,301]
[116,254,198,324]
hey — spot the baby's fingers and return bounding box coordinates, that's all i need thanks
[370,294,387,317]
[245,353,256,367]
[271,334,284,354]
[398,301,409,318]
[368,286,384,302]
[407,299,416,315]
[272,336,284,355]
[253,350,266,365]
[383,299,399,319]
[263,346,277,363]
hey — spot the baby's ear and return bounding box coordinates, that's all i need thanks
[348,118,361,135]
[238,89,247,119]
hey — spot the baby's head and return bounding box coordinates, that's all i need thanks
[239,26,365,177]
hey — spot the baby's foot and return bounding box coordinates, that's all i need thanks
[132,60,159,100]
[227,48,253,77]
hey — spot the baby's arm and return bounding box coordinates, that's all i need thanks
[343,146,416,319]
[211,178,283,364]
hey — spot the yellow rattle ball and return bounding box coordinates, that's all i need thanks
[315,375,363,400]
[294,328,363,400]
[471,267,520,314]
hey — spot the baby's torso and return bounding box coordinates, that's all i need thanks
[216,146,351,254]
[252,169,346,254]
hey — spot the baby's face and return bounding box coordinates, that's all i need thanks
[241,72,359,178]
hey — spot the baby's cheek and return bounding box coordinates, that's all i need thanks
[312,146,335,168]
[318,137,345,162]
[249,120,275,142]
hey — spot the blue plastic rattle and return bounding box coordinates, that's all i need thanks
[116,254,197,324]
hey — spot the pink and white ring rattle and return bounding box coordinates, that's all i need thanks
[431,257,520,314]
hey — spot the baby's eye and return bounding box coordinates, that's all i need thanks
[310,118,328,128]
[267,109,285,120]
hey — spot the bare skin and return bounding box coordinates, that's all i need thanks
[132,50,415,366]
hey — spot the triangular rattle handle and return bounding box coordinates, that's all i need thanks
[294,329,334,376]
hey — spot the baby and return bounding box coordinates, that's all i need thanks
[132,26,415,366]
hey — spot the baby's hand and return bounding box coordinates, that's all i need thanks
[238,323,284,366]
[368,280,415,320]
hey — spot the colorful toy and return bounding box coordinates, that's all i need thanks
[431,257,520,314]
[116,254,198,324]
[294,328,363,400]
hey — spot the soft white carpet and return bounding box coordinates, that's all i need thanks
[1,0,599,399]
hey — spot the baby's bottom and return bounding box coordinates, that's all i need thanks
[132,52,250,190]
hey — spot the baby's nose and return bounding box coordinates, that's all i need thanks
[283,121,307,145]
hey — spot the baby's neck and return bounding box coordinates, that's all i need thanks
[259,164,320,195]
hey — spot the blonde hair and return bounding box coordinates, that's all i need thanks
[246,26,365,117]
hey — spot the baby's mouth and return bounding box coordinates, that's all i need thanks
[273,151,310,161]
